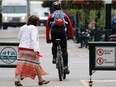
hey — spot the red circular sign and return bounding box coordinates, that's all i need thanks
[96,48,104,56]
[96,57,104,65]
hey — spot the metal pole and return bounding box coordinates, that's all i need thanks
[105,3,111,41]
[27,0,30,16]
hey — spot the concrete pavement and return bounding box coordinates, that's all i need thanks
[0,27,116,87]
[0,37,90,87]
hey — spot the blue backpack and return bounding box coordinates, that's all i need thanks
[51,10,66,27]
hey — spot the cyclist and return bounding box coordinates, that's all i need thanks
[46,1,73,74]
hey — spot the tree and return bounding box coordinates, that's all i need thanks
[61,0,104,10]
[42,1,54,13]
[112,0,116,9]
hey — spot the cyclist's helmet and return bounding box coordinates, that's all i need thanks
[53,1,61,10]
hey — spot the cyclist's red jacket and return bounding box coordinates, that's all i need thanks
[46,12,73,42]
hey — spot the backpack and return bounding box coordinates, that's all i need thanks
[51,10,66,27]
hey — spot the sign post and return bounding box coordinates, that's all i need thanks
[105,0,112,40]
[88,42,116,87]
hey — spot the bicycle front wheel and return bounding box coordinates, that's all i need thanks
[57,57,63,81]
[63,71,66,79]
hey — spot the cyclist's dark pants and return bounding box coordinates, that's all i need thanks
[51,32,68,67]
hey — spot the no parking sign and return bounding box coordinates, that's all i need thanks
[88,42,116,82]
[95,47,116,67]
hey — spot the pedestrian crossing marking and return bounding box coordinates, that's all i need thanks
[80,80,89,87]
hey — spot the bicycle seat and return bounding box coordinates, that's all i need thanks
[55,39,61,44]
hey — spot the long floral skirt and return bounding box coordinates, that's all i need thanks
[15,47,47,80]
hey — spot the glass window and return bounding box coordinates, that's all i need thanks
[3,6,26,13]
[2,6,14,13]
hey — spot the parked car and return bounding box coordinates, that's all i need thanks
[2,0,28,29]
[29,1,50,26]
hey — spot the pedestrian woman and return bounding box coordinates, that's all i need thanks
[15,15,50,86]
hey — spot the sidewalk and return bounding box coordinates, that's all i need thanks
[0,27,116,87]
[0,36,90,87]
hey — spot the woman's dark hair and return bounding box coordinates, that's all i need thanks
[27,15,39,26]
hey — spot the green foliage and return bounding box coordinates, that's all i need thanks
[112,0,116,9]
[42,1,54,13]
[42,0,114,31]
[61,0,104,10]
[0,0,1,6]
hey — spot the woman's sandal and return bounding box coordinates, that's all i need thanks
[20,75,24,80]
[38,80,50,86]
[15,81,23,86]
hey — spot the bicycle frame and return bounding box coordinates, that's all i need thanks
[55,39,66,81]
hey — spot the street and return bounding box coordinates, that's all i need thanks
[0,26,116,87]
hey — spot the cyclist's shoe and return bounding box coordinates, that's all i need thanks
[64,67,70,74]
[52,59,56,64]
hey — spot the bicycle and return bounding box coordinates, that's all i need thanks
[55,39,66,81]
